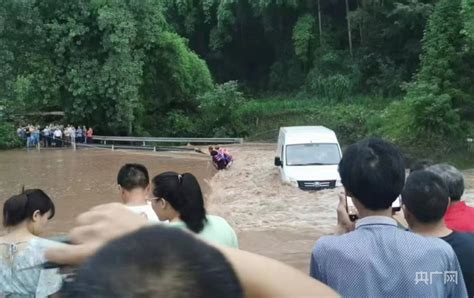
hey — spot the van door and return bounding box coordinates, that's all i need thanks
[279,144,286,181]
[275,131,285,182]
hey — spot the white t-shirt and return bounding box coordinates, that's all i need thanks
[126,204,160,223]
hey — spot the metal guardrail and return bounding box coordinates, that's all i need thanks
[92,136,243,145]
[76,143,200,152]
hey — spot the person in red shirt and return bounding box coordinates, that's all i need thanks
[86,127,93,144]
[427,164,474,232]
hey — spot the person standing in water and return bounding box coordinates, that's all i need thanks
[0,189,63,297]
[150,172,238,248]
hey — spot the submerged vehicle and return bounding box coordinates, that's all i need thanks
[274,126,342,191]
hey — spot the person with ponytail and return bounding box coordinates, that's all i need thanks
[0,189,63,297]
[150,172,238,248]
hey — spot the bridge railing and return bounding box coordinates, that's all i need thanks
[92,136,243,146]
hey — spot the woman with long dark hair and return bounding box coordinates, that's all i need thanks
[0,189,62,297]
[150,172,238,248]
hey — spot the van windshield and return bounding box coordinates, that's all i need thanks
[286,143,341,166]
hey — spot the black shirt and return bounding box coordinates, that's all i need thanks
[442,232,474,298]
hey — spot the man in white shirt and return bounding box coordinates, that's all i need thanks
[70,126,76,145]
[64,125,71,142]
[117,163,160,223]
[53,128,63,147]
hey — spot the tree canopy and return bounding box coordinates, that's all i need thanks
[0,0,212,134]
[404,0,474,143]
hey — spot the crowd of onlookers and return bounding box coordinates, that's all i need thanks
[309,140,473,298]
[1,138,473,297]
[17,125,94,148]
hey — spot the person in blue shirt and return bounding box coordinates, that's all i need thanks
[402,170,474,298]
[75,126,83,144]
[309,138,467,297]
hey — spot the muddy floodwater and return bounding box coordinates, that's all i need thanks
[0,148,214,234]
[207,144,474,272]
[1,145,473,273]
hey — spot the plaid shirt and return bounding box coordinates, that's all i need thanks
[310,216,467,297]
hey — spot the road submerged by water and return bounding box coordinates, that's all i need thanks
[0,145,473,272]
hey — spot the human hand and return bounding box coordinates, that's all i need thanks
[392,206,408,229]
[45,203,148,265]
[218,246,339,297]
[335,192,356,235]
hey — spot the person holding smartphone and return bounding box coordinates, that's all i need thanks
[346,195,403,226]
[309,138,467,297]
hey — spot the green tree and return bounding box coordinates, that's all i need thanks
[198,81,246,137]
[0,0,213,135]
[462,0,474,45]
[0,122,22,149]
[404,0,474,146]
[292,14,316,70]
[162,0,435,97]
[0,0,60,117]
[141,31,213,135]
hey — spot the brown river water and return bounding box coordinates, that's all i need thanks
[1,145,473,272]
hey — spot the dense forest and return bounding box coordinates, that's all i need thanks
[0,0,473,159]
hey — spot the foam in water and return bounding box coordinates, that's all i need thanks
[207,145,474,234]
[207,145,340,234]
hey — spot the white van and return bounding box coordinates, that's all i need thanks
[274,126,342,191]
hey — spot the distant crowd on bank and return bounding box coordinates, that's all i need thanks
[17,125,94,148]
[1,138,473,297]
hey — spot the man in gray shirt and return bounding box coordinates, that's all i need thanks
[309,138,467,297]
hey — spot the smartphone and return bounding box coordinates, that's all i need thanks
[392,196,401,212]
[345,195,358,222]
[346,195,402,221]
